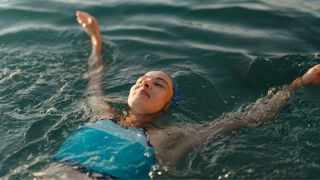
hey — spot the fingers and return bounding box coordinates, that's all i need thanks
[303,64,320,85]
[315,65,320,84]
[309,64,320,77]
[313,64,320,71]
[76,10,93,27]
[76,10,91,19]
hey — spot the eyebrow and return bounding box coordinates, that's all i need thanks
[143,75,170,87]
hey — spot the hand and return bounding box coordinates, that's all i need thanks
[76,10,100,38]
[302,64,320,85]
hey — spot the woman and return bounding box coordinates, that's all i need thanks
[35,11,320,179]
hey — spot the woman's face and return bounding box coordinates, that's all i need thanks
[128,71,174,114]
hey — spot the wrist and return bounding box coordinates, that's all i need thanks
[300,76,305,86]
[288,77,304,91]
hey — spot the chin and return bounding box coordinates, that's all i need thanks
[131,104,162,114]
[128,102,148,114]
[128,98,164,114]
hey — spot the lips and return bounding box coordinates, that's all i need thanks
[138,89,150,98]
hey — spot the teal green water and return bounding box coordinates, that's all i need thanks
[1,0,320,179]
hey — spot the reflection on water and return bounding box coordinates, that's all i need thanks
[1,0,320,179]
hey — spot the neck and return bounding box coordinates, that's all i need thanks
[118,110,161,128]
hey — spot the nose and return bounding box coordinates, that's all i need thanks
[141,79,151,89]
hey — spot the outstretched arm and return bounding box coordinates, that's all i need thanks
[150,64,320,168]
[225,64,320,127]
[76,11,118,122]
[198,64,320,138]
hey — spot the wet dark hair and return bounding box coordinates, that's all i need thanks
[162,73,182,112]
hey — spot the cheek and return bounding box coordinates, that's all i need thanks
[129,86,134,95]
[128,86,136,102]
[153,89,171,106]
[130,84,138,94]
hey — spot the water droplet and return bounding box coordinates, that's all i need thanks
[245,168,255,174]
[163,166,169,172]
[144,151,151,158]
[148,171,154,178]
[46,107,57,114]
[27,154,34,160]
[152,165,160,171]
[92,156,100,161]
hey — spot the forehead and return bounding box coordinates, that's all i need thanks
[143,71,173,85]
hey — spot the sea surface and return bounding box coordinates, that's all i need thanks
[1,0,320,179]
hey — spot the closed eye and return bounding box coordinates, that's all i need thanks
[154,82,164,88]
[137,77,143,84]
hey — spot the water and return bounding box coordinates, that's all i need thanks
[1,0,320,179]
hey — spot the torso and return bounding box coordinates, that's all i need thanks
[55,120,156,179]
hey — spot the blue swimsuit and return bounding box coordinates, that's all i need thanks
[54,120,156,179]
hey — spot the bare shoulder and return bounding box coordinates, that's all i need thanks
[146,125,203,168]
[147,126,190,147]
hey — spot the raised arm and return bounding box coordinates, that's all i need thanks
[76,11,118,122]
[150,64,320,168]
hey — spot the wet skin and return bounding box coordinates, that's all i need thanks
[128,71,174,114]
